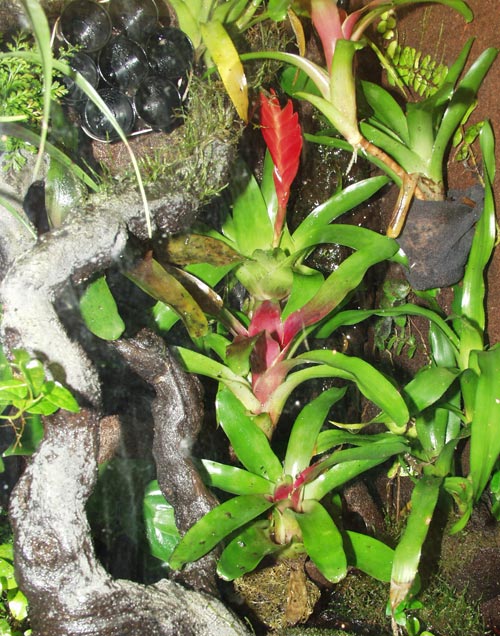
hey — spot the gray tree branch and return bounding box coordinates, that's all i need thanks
[114,330,221,595]
[9,408,250,636]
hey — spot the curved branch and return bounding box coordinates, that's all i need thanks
[0,186,202,405]
[0,182,36,275]
[0,200,128,405]
[114,330,221,595]
[9,408,250,636]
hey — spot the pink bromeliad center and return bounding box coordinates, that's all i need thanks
[272,465,318,512]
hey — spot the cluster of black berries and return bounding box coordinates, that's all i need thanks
[59,0,194,141]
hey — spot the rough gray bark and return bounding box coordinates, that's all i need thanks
[9,409,249,636]
[0,187,201,405]
[0,184,37,272]
[113,330,221,595]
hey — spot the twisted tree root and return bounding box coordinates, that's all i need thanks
[113,329,221,595]
[9,408,249,636]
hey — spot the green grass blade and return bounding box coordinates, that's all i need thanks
[2,51,151,233]
[19,0,52,180]
[1,122,99,192]
[0,196,36,239]
[169,494,274,569]
[294,500,347,583]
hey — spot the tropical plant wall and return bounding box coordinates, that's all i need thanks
[0,1,499,635]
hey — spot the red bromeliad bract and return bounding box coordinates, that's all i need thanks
[259,90,302,245]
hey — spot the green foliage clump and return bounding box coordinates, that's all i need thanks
[0,31,67,172]
[0,346,79,462]
[376,10,448,99]
[0,511,30,635]
[385,41,448,98]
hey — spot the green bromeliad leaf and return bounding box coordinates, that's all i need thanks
[468,345,500,501]
[345,531,394,582]
[216,386,282,481]
[297,350,409,433]
[143,480,180,563]
[217,521,284,580]
[199,459,274,496]
[201,20,248,122]
[228,164,274,256]
[293,499,347,583]
[126,256,208,339]
[390,474,442,612]
[284,386,347,477]
[169,493,274,569]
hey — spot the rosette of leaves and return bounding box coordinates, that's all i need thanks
[128,92,407,436]
[243,0,496,237]
[314,122,499,619]
[147,384,405,584]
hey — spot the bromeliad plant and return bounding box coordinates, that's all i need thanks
[314,121,499,626]
[136,90,407,436]
[242,0,497,235]
[142,97,499,631]
[168,384,406,583]
[139,90,414,586]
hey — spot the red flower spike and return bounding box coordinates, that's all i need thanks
[260,90,303,244]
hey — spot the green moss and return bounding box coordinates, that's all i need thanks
[308,568,484,636]
[418,577,484,636]
[95,75,242,205]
